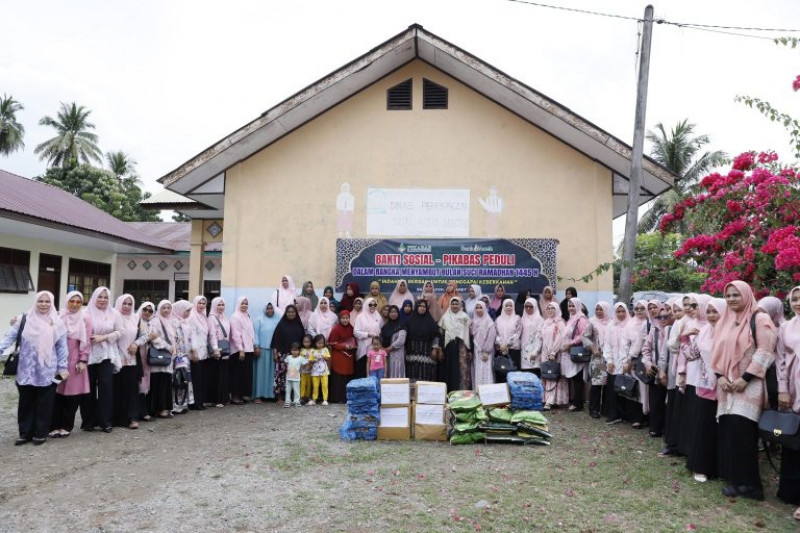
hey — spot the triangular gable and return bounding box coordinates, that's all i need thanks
[158,24,675,218]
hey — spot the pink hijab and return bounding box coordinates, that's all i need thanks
[388,280,414,308]
[591,301,612,346]
[153,300,176,344]
[495,298,520,341]
[308,296,338,339]
[59,290,87,346]
[273,275,297,312]
[712,281,775,380]
[295,296,312,329]
[230,296,255,347]
[23,290,66,366]
[190,295,210,336]
[624,299,649,341]
[757,296,786,327]
[564,297,585,334]
[354,297,383,335]
[171,300,193,324]
[539,286,556,314]
[114,294,138,348]
[470,301,494,336]
[350,297,364,327]
[87,286,116,334]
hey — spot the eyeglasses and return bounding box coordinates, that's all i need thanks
[368,303,377,307]
[142,308,153,314]
[634,307,645,311]
[689,303,698,309]
[657,315,669,320]
[524,304,534,308]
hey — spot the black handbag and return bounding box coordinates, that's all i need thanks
[633,357,655,385]
[148,320,173,367]
[568,321,591,363]
[614,374,638,399]
[3,314,26,376]
[493,354,515,376]
[759,409,800,451]
[540,360,560,380]
[210,316,231,359]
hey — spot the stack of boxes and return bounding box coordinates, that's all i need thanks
[413,381,448,441]
[377,378,411,440]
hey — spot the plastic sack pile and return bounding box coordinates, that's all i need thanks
[339,377,380,441]
[446,384,552,446]
[506,372,544,411]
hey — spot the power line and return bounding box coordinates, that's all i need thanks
[503,0,800,33]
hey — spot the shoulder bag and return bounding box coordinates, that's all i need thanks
[493,354,515,378]
[540,359,560,380]
[3,314,27,376]
[633,357,654,385]
[614,373,638,400]
[759,409,800,451]
[210,316,231,359]
[568,319,591,364]
[148,320,173,367]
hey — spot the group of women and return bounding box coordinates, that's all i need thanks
[2,276,799,519]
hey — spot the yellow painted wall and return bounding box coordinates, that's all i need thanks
[223,60,613,292]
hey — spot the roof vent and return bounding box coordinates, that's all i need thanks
[387,79,412,110]
[423,78,448,109]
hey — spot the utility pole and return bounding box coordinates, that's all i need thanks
[618,4,654,306]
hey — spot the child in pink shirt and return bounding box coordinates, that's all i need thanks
[367,336,387,381]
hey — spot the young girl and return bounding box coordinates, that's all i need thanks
[284,342,308,407]
[367,336,387,381]
[307,334,331,406]
[299,334,314,403]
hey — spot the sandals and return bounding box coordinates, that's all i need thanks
[48,430,71,439]
[128,422,139,430]
[543,404,552,411]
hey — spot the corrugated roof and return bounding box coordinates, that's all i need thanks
[0,169,172,252]
[127,221,222,252]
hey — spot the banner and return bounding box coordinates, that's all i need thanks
[366,188,470,237]
[336,238,558,296]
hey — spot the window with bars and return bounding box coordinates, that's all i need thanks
[0,247,33,293]
[67,259,111,302]
[387,79,412,110]
[123,279,169,307]
[423,78,448,109]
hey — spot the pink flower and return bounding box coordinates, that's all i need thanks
[793,74,800,92]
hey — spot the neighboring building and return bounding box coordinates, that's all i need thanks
[0,169,180,314]
[156,24,675,313]
[116,222,221,304]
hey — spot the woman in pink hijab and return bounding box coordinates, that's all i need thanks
[84,286,122,433]
[112,294,141,429]
[539,302,567,409]
[520,297,544,373]
[562,297,589,412]
[388,280,415,309]
[604,302,630,425]
[50,290,90,438]
[229,296,255,405]
[713,281,776,501]
[354,297,383,377]
[0,291,68,445]
[187,295,211,410]
[271,275,297,314]
[489,284,506,313]
[584,301,611,419]
[295,296,313,330]
[621,300,650,428]
[495,299,522,374]
[777,286,800,519]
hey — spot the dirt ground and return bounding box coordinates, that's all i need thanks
[0,376,798,533]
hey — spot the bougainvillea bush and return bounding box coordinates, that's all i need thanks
[659,151,799,298]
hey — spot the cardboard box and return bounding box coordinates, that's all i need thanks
[414,403,445,425]
[415,381,447,405]
[478,383,510,407]
[381,378,410,406]
[414,423,447,441]
[378,406,411,441]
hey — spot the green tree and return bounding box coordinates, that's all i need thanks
[172,211,191,222]
[34,102,102,168]
[37,165,160,222]
[105,150,137,180]
[612,232,705,293]
[637,120,728,233]
[0,94,25,156]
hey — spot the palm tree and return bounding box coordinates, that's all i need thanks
[637,119,728,233]
[34,102,102,168]
[0,94,25,156]
[106,150,137,179]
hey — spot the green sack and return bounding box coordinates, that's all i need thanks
[447,390,483,412]
[488,407,514,424]
[510,410,549,426]
[449,432,485,445]
[452,421,481,433]
[453,409,488,424]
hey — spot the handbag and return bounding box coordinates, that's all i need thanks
[633,357,655,385]
[568,321,591,363]
[493,354,515,376]
[758,409,800,451]
[210,316,231,359]
[540,360,560,380]
[3,314,27,376]
[614,374,638,399]
[148,320,173,367]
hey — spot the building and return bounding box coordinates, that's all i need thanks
[155,24,675,313]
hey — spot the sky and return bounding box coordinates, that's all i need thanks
[2,0,799,240]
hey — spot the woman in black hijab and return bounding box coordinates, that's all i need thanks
[560,287,578,322]
[404,300,441,382]
[270,305,305,400]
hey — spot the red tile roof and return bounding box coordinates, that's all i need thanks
[0,169,172,252]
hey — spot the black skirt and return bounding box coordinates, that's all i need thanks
[405,339,437,382]
[778,445,800,505]
[440,340,462,393]
[678,385,697,456]
[149,372,173,413]
[664,388,685,452]
[329,372,353,404]
[717,414,762,489]
[685,396,718,477]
